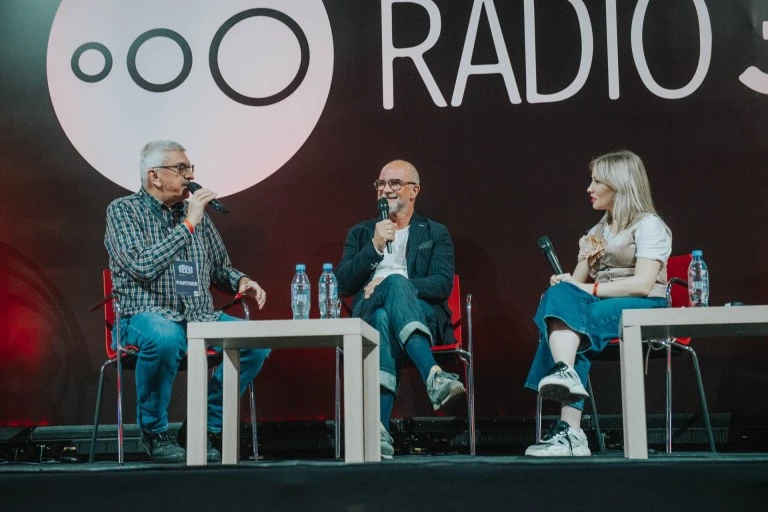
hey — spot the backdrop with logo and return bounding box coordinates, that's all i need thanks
[1,0,767,428]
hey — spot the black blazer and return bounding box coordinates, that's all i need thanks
[336,213,456,345]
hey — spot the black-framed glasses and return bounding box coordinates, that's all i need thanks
[373,179,418,191]
[155,163,194,177]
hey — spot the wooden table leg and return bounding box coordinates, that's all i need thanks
[361,333,380,462]
[620,324,648,459]
[221,347,240,465]
[186,337,208,466]
[342,335,364,463]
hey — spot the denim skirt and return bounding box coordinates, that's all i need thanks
[523,282,666,410]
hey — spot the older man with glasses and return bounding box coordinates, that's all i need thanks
[104,140,270,463]
[336,159,466,459]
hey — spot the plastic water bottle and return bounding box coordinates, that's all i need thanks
[318,263,339,319]
[291,264,310,319]
[687,250,709,307]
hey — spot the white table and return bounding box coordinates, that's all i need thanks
[620,305,768,459]
[185,318,380,465]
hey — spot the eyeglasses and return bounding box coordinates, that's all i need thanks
[155,163,195,177]
[373,179,418,191]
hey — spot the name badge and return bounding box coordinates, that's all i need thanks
[173,260,201,297]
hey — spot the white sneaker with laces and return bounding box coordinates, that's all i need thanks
[426,369,466,411]
[538,361,589,404]
[525,421,591,456]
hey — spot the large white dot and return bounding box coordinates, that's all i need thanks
[46,0,334,196]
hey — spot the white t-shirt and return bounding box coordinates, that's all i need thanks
[373,225,410,279]
[590,214,671,263]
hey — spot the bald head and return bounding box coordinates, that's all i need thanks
[381,160,420,184]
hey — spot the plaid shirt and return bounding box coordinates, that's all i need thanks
[104,188,246,322]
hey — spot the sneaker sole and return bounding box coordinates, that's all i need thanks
[526,446,591,457]
[381,452,393,460]
[433,383,467,411]
[538,382,589,404]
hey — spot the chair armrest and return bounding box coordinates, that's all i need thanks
[666,277,688,307]
[218,293,250,320]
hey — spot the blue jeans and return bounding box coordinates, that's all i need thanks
[353,275,437,393]
[524,282,666,410]
[116,312,270,434]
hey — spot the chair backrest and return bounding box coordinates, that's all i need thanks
[666,254,692,308]
[103,269,116,359]
[603,254,692,350]
[447,274,462,344]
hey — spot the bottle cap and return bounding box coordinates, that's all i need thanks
[692,250,703,257]
[295,263,306,271]
[322,263,333,271]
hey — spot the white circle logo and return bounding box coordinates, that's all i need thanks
[47,0,334,196]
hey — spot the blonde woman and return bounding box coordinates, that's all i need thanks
[524,150,672,456]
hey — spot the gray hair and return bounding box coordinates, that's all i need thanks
[139,140,186,188]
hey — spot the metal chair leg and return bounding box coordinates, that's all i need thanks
[585,376,606,454]
[248,382,258,461]
[666,342,673,454]
[460,356,475,455]
[89,360,112,463]
[535,394,543,443]
[334,347,342,460]
[673,342,716,453]
[465,293,475,456]
[112,300,125,465]
[466,358,476,456]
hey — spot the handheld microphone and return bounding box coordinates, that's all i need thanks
[186,181,229,213]
[377,197,392,254]
[537,236,564,275]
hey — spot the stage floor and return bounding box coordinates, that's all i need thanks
[1,453,767,511]
[0,450,761,471]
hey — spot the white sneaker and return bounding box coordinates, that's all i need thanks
[538,361,589,404]
[525,421,591,457]
[426,369,466,411]
[380,423,394,459]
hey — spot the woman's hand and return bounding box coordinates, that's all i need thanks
[549,273,572,286]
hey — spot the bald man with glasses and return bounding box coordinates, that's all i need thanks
[336,159,466,459]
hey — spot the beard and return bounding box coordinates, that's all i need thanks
[385,195,408,214]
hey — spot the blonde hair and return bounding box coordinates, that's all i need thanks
[589,150,657,230]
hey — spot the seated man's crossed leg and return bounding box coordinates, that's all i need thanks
[356,275,465,459]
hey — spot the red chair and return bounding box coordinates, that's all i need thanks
[334,275,475,456]
[88,269,259,463]
[535,254,716,454]
[431,275,475,455]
